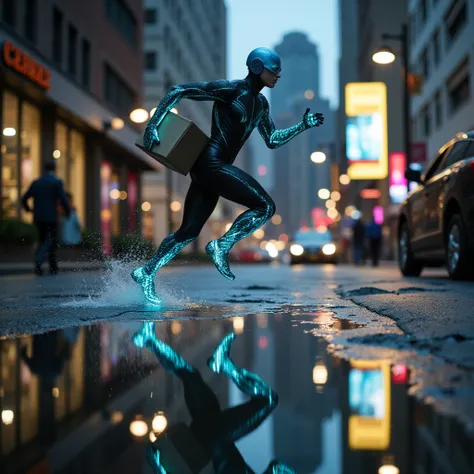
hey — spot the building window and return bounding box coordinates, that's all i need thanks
[81,39,91,88]
[24,0,37,42]
[2,0,15,26]
[104,0,137,48]
[446,58,470,113]
[67,24,78,76]
[144,8,157,24]
[422,47,429,79]
[433,29,440,67]
[103,63,136,116]
[52,6,63,65]
[434,91,442,127]
[145,51,157,70]
[444,0,467,46]
[423,105,431,137]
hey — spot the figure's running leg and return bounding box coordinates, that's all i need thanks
[201,164,275,280]
[131,181,219,304]
[207,333,277,442]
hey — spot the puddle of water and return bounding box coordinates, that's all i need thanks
[1,314,473,474]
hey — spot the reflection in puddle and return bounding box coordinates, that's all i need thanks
[0,314,472,474]
[133,322,293,473]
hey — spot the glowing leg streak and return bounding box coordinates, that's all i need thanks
[205,205,273,281]
[131,233,194,305]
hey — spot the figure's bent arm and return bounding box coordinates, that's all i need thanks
[257,98,305,149]
[147,80,235,131]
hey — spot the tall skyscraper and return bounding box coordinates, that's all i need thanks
[270,32,335,237]
[272,32,321,119]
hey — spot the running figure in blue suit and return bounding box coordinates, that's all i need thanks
[132,47,324,304]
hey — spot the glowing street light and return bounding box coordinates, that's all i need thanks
[378,465,400,474]
[311,151,326,164]
[129,417,148,438]
[1,410,14,425]
[129,108,149,123]
[313,362,328,385]
[152,412,168,434]
[318,188,330,200]
[339,174,351,185]
[372,45,396,64]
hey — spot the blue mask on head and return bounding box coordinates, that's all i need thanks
[246,47,282,75]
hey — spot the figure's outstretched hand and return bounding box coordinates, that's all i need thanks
[143,125,160,150]
[303,108,324,129]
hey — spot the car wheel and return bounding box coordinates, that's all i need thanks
[445,214,471,280]
[398,222,423,277]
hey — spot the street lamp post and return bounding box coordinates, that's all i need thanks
[372,23,411,169]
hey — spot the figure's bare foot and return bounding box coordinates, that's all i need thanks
[131,267,162,306]
[205,240,235,281]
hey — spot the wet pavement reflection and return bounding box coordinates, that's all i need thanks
[1,313,473,474]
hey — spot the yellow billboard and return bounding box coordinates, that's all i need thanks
[345,82,388,180]
[348,359,391,450]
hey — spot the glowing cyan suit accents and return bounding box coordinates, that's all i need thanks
[133,47,324,305]
[132,323,295,473]
[133,322,194,372]
[131,233,194,305]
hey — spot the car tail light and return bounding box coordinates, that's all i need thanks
[470,160,474,173]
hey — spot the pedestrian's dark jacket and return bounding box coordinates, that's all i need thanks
[21,173,70,223]
[352,221,365,245]
[366,221,382,239]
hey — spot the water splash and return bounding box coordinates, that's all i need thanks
[63,259,187,308]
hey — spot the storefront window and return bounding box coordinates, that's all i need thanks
[2,91,19,218]
[20,101,41,222]
[70,130,85,224]
[54,121,68,186]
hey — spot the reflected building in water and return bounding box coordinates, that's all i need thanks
[271,312,340,472]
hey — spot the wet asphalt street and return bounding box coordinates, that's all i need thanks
[1,261,474,473]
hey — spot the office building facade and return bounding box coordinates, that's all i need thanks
[409,0,474,160]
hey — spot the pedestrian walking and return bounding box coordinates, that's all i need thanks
[132,47,325,305]
[352,218,366,265]
[366,218,383,267]
[21,161,70,275]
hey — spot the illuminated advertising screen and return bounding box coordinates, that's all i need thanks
[345,83,388,180]
[348,359,391,450]
[346,114,383,162]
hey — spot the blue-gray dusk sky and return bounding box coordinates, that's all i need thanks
[225,0,340,108]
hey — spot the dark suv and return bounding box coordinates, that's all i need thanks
[398,132,474,280]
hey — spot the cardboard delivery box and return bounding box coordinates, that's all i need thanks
[135,111,209,176]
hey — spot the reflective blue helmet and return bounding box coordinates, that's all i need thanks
[246,47,282,75]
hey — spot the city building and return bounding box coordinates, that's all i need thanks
[271,32,335,237]
[141,0,228,250]
[409,0,474,160]
[0,0,156,254]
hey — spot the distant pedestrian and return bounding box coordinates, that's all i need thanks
[21,161,70,275]
[60,193,82,246]
[366,218,383,267]
[352,218,365,265]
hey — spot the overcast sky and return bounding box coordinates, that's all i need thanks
[225,0,340,108]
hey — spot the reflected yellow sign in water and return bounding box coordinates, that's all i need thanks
[345,82,388,180]
[348,359,391,450]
